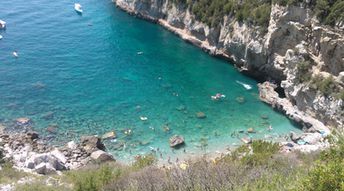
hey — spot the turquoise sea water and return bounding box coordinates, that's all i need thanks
[0,0,301,162]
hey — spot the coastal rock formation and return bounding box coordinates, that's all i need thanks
[114,0,344,129]
[0,131,115,174]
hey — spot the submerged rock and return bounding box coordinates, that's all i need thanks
[15,117,31,126]
[235,96,245,104]
[41,112,54,120]
[102,131,116,140]
[247,128,256,133]
[46,125,58,134]
[196,112,206,119]
[261,115,269,120]
[176,105,186,111]
[169,135,185,148]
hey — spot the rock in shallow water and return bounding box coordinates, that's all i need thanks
[15,117,31,126]
[102,131,116,140]
[196,112,206,119]
[169,135,185,148]
[80,136,106,152]
[41,112,54,120]
[247,128,256,133]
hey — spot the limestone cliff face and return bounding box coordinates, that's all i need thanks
[114,0,344,128]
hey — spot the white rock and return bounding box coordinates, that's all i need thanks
[34,162,56,175]
[90,150,114,162]
[303,133,323,145]
[67,141,77,150]
[25,153,66,172]
[50,149,67,164]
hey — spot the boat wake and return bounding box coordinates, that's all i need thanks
[236,80,252,90]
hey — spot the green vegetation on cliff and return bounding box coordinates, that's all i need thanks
[171,0,344,29]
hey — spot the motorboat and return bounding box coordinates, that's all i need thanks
[74,3,83,14]
[0,35,3,40]
[0,20,6,29]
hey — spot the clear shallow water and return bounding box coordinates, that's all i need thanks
[0,0,301,162]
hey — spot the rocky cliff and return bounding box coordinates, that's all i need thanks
[114,0,344,129]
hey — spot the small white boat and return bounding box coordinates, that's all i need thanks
[0,20,6,29]
[236,80,252,90]
[13,51,18,58]
[0,35,3,40]
[74,3,83,14]
[211,93,226,100]
[140,116,148,121]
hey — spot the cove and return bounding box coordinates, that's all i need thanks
[0,0,301,162]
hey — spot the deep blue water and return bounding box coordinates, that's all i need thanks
[0,0,301,162]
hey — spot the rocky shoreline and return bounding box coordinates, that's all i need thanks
[0,114,330,176]
[0,127,115,175]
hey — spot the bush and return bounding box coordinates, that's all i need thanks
[336,90,344,100]
[297,131,344,191]
[131,154,157,170]
[296,61,312,82]
[66,164,119,191]
[298,160,344,191]
[311,75,337,96]
[241,140,280,166]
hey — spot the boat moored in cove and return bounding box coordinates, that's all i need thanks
[0,20,6,29]
[74,3,83,14]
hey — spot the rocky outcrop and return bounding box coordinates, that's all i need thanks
[0,132,115,174]
[258,82,330,134]
[169,135,185,148]
[114,0,344,129]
